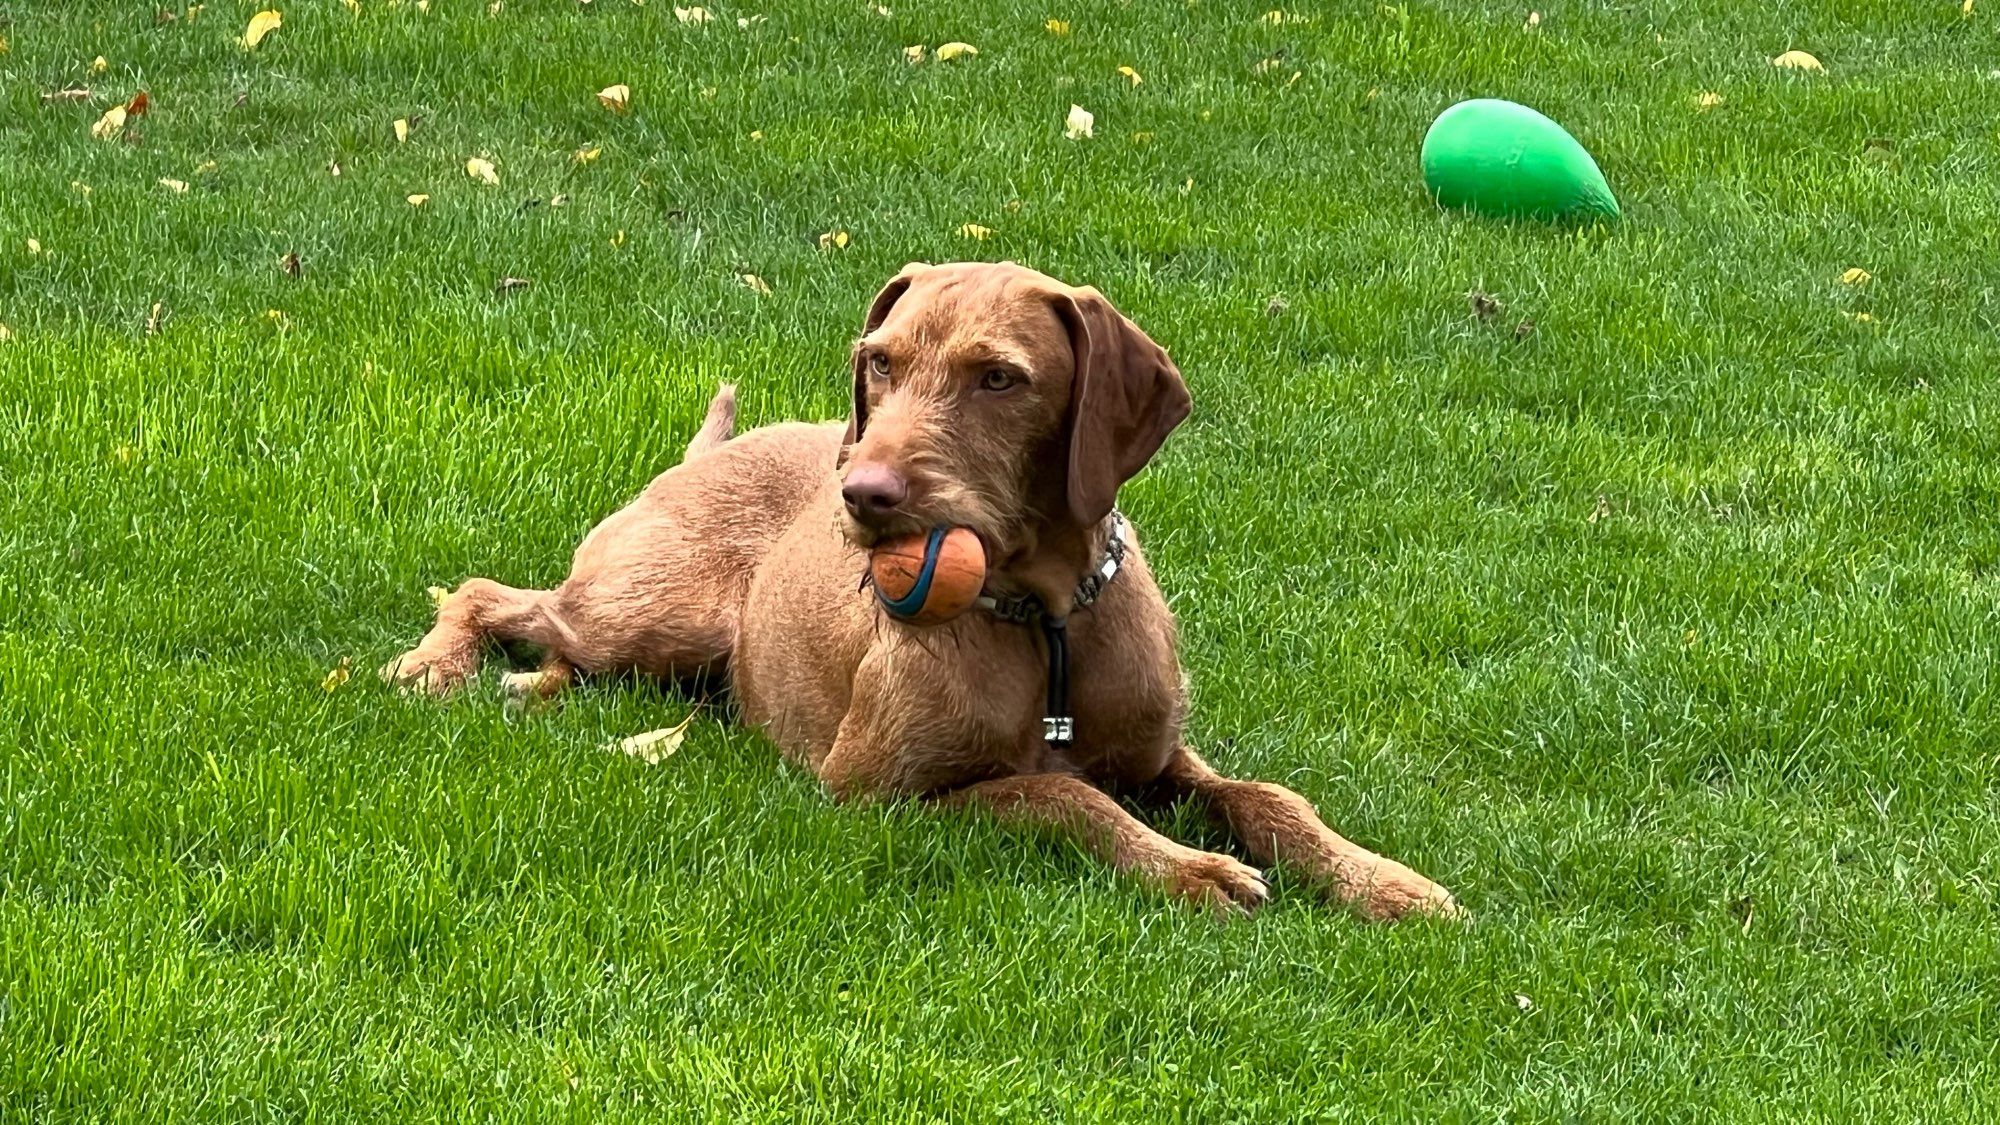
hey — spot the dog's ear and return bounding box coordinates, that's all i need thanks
[845,263,929,452]
[1055,286,1191,526]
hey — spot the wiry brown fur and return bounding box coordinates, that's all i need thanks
[383,262,1458,920]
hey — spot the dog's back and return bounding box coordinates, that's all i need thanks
[549,415,843,677]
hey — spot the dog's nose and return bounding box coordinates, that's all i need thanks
[842,463,908,522]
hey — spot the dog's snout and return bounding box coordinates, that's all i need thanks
[842,463,909,523]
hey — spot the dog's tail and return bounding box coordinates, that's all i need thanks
[682,384,737,463]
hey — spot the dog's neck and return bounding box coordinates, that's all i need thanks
[990,512,1119,622]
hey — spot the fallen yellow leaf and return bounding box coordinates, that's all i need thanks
[1525,10,1541,29]
[417,0,430,10]
[92,56,109,73]
[611,229,626,247]
[0,323,12,342]
[818,230,850,250]
[1840,267,1871,286]
[393,117,409,142]
[25,239,40,255]
[674,5,711,22]
[1117,65,1141,86]
[145,303,166,335]
[426,585,452,607]
[343,0,359,12]
[322,658,352,692]
[935,41,977,60]
[90,105,128,140]
[1064,103,1094,140]
[1260,9,1286,23]
[264,308,290,331]
[550,193,570,207]
[1964,0,1974,16]
[1847,311,1877,324]
[158,178,189,193]
[610,712,696,764]
[870,3,891,15]
[242,10,282,49]
[574,145,602,163]
[465,156,499,185]
[597,83,631,113]
[1045,18,1070,35]
[957,223,994,240]
[407,193,430,206]
[740,273,771,295]
[1771,50,1822,71]
[72,181,93,195]
[903,44,926,63]
[487,0,501,14]
[195,160,217,174]
[748,129,764,140]
[1694,91,1724,110]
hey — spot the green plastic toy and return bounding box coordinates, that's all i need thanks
[1421,99,1619,222]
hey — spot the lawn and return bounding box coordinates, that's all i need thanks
[5,0,2000,1118]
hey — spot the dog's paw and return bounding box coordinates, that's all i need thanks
[379,649,472,698]
[1163,847,1270,915]
[1342,858,1465,923]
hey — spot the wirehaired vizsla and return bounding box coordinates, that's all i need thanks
[384,262,1458,919]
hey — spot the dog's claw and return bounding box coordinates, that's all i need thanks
[1167,848,1269,915]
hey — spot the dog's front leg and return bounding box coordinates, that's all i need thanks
[943,773,1269,914]
[1161,746,1461,922]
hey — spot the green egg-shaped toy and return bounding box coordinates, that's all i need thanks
[1421,99,1619,222]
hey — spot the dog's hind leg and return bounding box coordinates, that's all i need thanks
[682,384,737,463]
[381,578,573,697]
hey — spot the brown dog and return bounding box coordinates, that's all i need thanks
[384,262,1457,920]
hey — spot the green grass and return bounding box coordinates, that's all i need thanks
[5,0,2000,1117]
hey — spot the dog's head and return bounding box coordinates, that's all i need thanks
[839,262,1189,561]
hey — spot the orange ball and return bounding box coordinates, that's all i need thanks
[870,526,987,626]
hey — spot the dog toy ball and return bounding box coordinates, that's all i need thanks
[870,526,986,626]
[1420,98,1619,222]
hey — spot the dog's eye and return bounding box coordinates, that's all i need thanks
[980,369,1019,392]
[868,353,891,380]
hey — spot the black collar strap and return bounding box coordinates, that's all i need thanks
[974,509,1128,747]
[976,509,1129,625]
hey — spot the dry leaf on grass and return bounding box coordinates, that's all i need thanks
[610,713,696,764]
[574,145,602,163]
[935,41,976,61]
[1840,267,1871,286]
[0,324,12,342]
[25,239,41,255]
[407,193,430,206]
[125,91,151,117]
[91,105,128,140]
[92,56,109,73]
[465,156,499,185]
[242,10,282,49]
[597,83,631,113]
[1063,103,1093,139]
[393,117,409,142]
[957,223,993,240]
[43,88,93,104]
[817,230,850,250]
[1117,65,1141,86]
[1045,18,1070,35]
[903,44,926,63]
[1771,50,1822,71]
[145,302,168,335]
[674,6,711,23]
[280,251,302,277]
[158,177,189,193]
[322,658,352,692]
[740,273,771,295]
[495,276,532,294]
[1694,91,1723,110]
